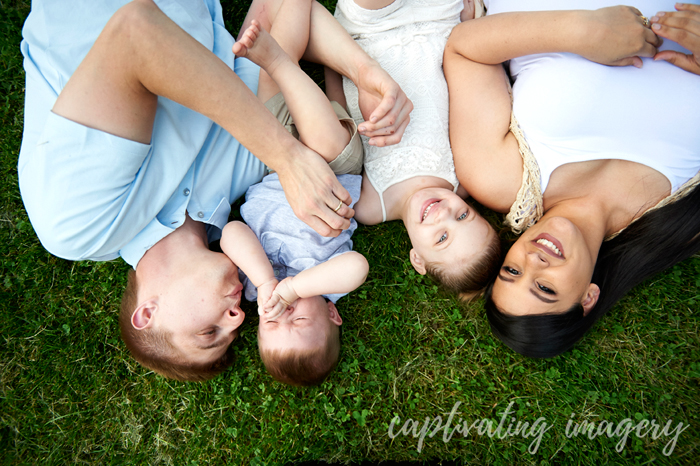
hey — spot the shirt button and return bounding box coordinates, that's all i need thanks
[274,269,279,277]
[269,260,274,265]
[183,188,190,196]
[197,211,204,218]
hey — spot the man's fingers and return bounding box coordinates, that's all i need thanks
[674,3,700,14]
[654,50,700,74]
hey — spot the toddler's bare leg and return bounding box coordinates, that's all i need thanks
[233,4,350,161]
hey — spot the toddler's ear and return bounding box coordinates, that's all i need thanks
[327,301,343,326]
[409,249,427,275]
[132,300,157,330]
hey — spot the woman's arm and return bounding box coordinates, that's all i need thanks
[445,6,662,212]
[449,7,660,66]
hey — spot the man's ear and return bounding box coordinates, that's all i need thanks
[327,301,343,326]
[409,249,427,275]
[581,283,600,316]
[131,300,157,330]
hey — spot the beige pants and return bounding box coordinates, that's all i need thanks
[264,92,364,175]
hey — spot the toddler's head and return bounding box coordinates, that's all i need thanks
[258,296,342,386]
[404,187,501,297]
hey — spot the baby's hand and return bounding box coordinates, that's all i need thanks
[256,278,278,316]
[263,277,300,320]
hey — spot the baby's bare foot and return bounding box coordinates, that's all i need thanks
[232,20,289,77]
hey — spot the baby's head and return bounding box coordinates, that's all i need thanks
[258,296,342,386]
[404,187,501,297]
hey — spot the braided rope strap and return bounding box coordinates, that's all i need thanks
[505,112,544,234]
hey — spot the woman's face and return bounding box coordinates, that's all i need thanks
[492,216,600,316]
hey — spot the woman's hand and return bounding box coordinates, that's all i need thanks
[651,3,700,75]
[579,6,662,67]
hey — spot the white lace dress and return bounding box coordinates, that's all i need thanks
[335,0,462,221]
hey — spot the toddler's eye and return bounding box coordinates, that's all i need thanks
[503,266,519,276]
[458,212,467,220]
[438,232,447,243]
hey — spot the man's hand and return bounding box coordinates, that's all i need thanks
[355,62,413,147]
[276,144,354,237]
[651,3,700,75]
[262,277,300,321]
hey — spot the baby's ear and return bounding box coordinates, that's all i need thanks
[327,301,343,326]
[132,300,157,330]
[409,249,427,275]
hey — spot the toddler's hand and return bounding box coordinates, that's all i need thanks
[256,278,278,316]
[263,278,300,320]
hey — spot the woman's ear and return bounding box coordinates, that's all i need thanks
[409,249,427,275]
[581,284,600,316]
[131,300,157,330]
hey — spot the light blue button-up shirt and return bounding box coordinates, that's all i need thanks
[18,0,265,267]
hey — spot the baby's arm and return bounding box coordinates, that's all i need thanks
[264,252,369,318]
[220,221,278,314]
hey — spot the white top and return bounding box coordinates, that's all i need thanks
[335,0,461,221]
[486,0,700,193]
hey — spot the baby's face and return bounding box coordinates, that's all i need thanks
[404,187,494,270]
[258,296,341,353]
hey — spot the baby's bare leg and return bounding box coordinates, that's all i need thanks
[233,9,350,161]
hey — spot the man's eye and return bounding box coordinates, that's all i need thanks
[204,329,216,335]
[438,232,447,243]
[458,212,467,220]
[537,283,555,295]
[503,266,519,276]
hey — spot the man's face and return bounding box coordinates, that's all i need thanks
[151,250,246,364]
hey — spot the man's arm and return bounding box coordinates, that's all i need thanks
[264,252,369,318]
[52,0,352,237]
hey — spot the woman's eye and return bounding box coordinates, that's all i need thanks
[504,266,519,276]
[537,283,555,294]
[458,212,467,220]
[204,329,216,335]
[438,232,447,243]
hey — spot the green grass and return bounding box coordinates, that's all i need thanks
[1,1,698,465]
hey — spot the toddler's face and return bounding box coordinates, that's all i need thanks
[404,187,494,271]
[258,296,341,353]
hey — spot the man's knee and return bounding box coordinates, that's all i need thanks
[101,0,163,49]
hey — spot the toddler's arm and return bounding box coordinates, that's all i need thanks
[264,252,369,318]
[220,221,278,314]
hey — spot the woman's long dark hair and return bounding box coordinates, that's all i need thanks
[485,183,700,358]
